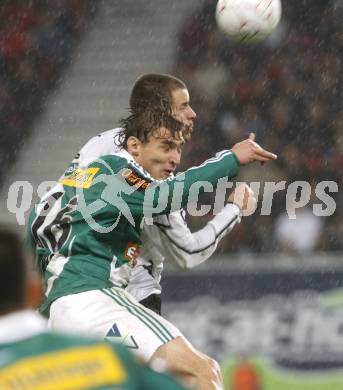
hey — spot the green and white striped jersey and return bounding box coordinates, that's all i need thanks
[0,310,187,390]
[27,145,240,316]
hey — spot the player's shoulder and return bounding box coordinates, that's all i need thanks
[97,128,122,138]
[76,128,123,167]
[86,127,122,142]
[89,128,122,145]
[89,151,154,184]
[88,150,133,173]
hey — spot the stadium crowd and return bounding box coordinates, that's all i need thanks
[0,0,96,187]
[174,0,342,255]
[1,0,341,256]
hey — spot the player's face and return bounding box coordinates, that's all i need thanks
[171,88,196,136]
[131,128,184,180]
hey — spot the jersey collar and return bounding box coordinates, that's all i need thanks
[117,148,154,181]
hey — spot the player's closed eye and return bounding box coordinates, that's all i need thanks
[160,144,171,152]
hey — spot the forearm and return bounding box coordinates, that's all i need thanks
[149,203,241,269]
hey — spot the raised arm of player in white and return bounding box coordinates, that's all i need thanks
[143,203,242,270]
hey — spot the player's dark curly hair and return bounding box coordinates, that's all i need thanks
[117,73,187,148]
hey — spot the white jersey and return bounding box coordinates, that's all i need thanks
[74,128,242,302]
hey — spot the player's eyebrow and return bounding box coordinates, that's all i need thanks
[161,138,185,149]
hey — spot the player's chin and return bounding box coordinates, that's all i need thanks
[161,173,169,180]
[183,124,194,140]
[159,170,173,179]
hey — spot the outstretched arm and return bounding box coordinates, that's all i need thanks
[146,205,240,270]
[144,184,256,269]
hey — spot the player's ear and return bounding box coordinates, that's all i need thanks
[127,136,142,157]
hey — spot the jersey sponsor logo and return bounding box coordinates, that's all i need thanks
[124,242,140,266]
[59,167,100,189]
[124,336,139,350]
[0,344,127,390]
[121,168,151,191]
[64,164,77,175]
[105,324,139,349]
[106,323,121,338]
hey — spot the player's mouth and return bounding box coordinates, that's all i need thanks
[164,168,174,177]
[189,121,195,133]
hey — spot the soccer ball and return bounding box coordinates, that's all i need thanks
[215,0,282,43]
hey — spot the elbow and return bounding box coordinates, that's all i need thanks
[181,264,192,271]
[176,256,194,271]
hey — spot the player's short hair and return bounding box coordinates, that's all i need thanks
[117,73,187,148]
[129,73,186,114]
[0,227,27,314]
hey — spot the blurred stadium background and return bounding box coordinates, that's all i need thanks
[0,0,342,388]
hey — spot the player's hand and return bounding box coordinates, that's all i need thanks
[231,133,277,165]
[228,183,257,216]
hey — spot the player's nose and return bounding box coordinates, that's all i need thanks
[188,106,197,119]
[169,150,181,167]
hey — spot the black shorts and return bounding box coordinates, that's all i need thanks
[139,294,162,315]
